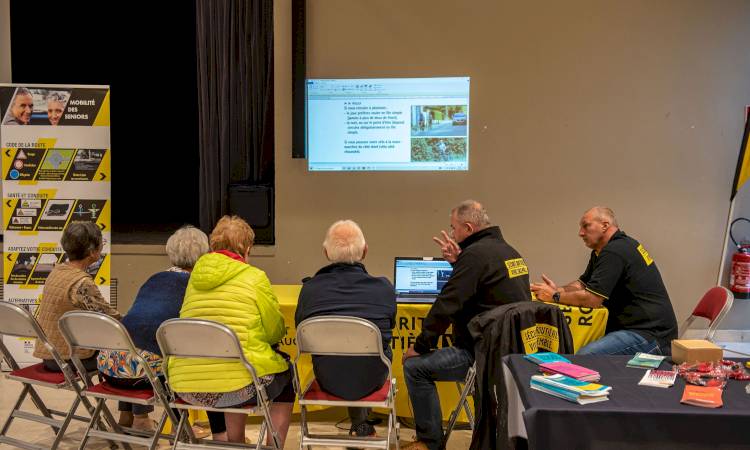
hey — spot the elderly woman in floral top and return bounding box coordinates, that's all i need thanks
[96,226,210,432]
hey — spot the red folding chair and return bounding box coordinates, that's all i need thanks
[58,310,181,450]
[294,316,399,450]
[0,301,97,450]
[680,286,750,357]
[680,286,733,341]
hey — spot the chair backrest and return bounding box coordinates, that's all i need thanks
[0,302,72,378]
[692,287,733,323]
[156,318,244,359]
[58,310,138,353]
[156,318,263,394]
[296,316,385,357]
[294,316,392,390]
[58,311,180,427]
[0,301,44,339]
[681,286,733,340]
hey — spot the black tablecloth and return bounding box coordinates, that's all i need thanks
[504,354,750,450]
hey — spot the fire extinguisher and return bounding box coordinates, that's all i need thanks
[729,218,750,299]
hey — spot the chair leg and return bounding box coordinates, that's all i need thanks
[97,399,132,450]
[394,421,400,450]
[462,397,475,431]
[298,404,308,450]
[75,391,119,450]
[147,410,169,450]
[256,419,266,449]
[26,384,61,434]
[0,384,30,437]
[259,402,280,450]
[49,396,82,450]
[386,409,393,450]
[444,373,475,449]
[171,410,192,450]
[79,398,104,450]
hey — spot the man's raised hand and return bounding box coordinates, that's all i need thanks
[432,230,460,263]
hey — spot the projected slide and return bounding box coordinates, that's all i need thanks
[306,77,470,171]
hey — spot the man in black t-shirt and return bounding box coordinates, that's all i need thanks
[531,206,677,355]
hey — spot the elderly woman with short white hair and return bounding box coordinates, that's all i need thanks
[96,225,217,432]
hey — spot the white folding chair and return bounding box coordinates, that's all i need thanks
[294,316,399,450]
[156,318,281,450]
[58,310,181,450]
[0,301,98,450]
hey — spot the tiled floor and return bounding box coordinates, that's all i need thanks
[0,375,472,449]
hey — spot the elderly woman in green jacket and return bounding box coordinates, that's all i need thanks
[168,216,293,445]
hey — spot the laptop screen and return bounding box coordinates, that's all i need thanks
[394,257,453,297]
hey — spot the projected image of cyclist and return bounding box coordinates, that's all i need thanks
[411,105,467,137]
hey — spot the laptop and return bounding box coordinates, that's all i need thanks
[394,257,453,303]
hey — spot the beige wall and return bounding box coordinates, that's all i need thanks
[263,0,750,327]
[0,0,10,83]
[105,1,750,329]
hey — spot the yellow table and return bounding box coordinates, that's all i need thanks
[272,285,608,421]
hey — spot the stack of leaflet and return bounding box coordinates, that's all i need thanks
[626,352,666,369]
[523,352,571,365]
[538,362,600,382]
[638,369,678,388]
[530,374,611,404]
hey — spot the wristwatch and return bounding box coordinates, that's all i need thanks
[552,292,561,304]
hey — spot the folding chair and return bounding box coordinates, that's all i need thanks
[443,301,576,449]
[0,301,97,450]
[294,316,399,450]
[680,286,733,341]
[156,318,281,450]
[679,286,750,357]
[442,363,476,447]
[58,310,181,450]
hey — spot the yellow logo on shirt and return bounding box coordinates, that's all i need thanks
[521,324,560,353]
[637,244,653,266]
[505,258,529,278]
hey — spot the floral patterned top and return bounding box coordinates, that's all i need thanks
[97,348,163,379]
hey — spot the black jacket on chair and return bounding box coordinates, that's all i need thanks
[468,302,575,450]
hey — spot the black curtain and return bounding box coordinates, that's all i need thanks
[196,0,275,231]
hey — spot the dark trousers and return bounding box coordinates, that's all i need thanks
[43,355,99,372]
[404,346,474,450]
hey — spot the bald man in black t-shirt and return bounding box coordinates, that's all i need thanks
[531,206,678,355]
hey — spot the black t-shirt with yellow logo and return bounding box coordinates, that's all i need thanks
[414,226,532,354]
[579,230,677,350]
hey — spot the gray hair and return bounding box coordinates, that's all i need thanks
[452,199,491,229]
[589,206,619,227]
[166,225,209,270]
[61,222,102,261]
[323,220,366,264]
[15,87,32,99]
[46,91,69,104]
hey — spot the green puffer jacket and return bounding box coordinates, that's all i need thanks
[167,252,288,393]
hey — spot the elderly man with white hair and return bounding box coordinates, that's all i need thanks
[295,220,396,440]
